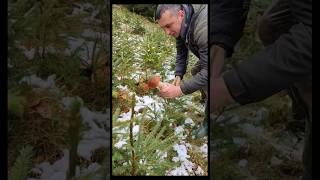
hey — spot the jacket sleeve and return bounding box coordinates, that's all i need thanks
[175,38,188,78]
[223,23,312,104]
[210,0,251,57]
[180,22,208,95]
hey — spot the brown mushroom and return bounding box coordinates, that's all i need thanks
[147,75,163,89]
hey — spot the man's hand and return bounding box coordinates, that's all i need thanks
[160,84,183,98]
[210,45,230,113]
[210,45,226,78]
[172,76,181,86]
[210,77,235,113]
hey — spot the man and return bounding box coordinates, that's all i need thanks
[155,4,209,138]
[210,0,312,179]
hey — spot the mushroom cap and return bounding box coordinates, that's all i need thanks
[147,75,161,89]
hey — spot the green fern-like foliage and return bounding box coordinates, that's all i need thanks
[67,98,83,179]
[8,0,88,84]
[9,145,33,180]
[112,109,178,176]
[133,117,178,175]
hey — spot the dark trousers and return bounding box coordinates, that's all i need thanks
[257,0,312,179]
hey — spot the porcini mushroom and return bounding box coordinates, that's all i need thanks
[147,75,164,89]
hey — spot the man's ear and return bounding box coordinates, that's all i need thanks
[178,9,184,18]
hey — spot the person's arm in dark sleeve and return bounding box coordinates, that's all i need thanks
[180,27,208,95]
[175,38,188,79]
[223,23,312,104]
[210,0,251,57]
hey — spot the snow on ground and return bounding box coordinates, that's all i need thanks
[114,140,127,149]
[113,91,208,175]
[134,95,164,113]
[28,149,69,180]
[117,110,132,122]
[166,142,205,176]
[19,74,58,90]
[200,144,208,158]
[113,69,208,176]
[28,149,103,180]
[28,89,109,178]
[184,118,195,127]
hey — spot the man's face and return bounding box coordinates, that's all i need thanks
[158,9,184,38]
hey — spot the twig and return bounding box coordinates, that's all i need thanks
[130,94,136,176]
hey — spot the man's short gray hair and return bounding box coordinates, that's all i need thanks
[155,4,183,21]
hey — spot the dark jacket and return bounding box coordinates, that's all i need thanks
[210,0,250,57]
[210,0,312,56]
[211,0,312,118]
[175,4,208,95]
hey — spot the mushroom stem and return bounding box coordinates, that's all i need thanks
[157,82,164,89]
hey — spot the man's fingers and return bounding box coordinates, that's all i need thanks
[172,79,177,85]
[176,79,181,86]
[172,76,181,85]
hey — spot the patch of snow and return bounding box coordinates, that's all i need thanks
[174,126,184,136]
[114,140,127,149]
[172,157,179,162]
[168,142,207,175]
[270,156,283,166]
[195,166,205,175]
[117,110,132,122]
[132,125,139,136]
[29,149,69,180]
[77,128,108,160]
[139,159,147,165]
[172,144,189,162]
[77,163,101,178]
[200,144,208,157]
[238,123,264,138]
[79,107,109,160]
[8,58,13,68]
[134,95,164,114]
[167,160,194,176]
[66,37,85,54]
[117,85,128,91]
[166,165,189,176]
[61,101,109,161]
[185,143,192,148]
[238,159,248,168]
[159,151,167,160]
[165,73,175,82]
[113,127,129,135]
[80,107,109,126]
[19,74,59,94]
[184,118,195,127]
[22,48,35,60]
